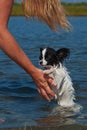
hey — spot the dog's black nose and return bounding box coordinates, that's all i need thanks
[40,61,42,65]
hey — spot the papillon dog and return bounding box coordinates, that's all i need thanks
[39,47,75,107]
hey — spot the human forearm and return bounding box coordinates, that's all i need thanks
[0,29,37,77]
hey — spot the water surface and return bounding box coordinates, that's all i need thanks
[0,16,87,129]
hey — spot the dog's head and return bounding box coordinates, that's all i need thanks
[39,47,70,67]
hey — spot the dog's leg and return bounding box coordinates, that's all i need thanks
[43,68,54,74]
[43,68,54,79]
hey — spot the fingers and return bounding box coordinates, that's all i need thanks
[38,85,55,102]
[32,68,56,102]
[44,74,56,87]
[47,78,57,87]
[38,73,56,101]
[38,88,51,102]
[37,80,55,102]
[44,72,56,87]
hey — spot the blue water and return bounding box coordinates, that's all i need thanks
[0,16,87,128]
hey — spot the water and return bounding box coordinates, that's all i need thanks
[0,16,87,129]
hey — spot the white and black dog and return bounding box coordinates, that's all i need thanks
[39,47,75,107]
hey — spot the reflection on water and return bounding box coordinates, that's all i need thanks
[37,104,83,127]
[0,16,87,129]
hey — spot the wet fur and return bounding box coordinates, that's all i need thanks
[39,47,75,107]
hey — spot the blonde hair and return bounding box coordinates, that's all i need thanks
[22,0,71,31]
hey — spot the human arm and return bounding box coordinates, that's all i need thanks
[0,0,55,102]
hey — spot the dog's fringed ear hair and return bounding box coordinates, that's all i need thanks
[40,48,43,52]
[56,48,70,62]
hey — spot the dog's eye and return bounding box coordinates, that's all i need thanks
[45,55,51,60]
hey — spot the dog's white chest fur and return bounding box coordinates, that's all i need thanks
[44,64,75,107]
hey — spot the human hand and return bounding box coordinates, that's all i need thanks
[31,68,56,102]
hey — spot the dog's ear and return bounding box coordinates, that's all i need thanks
[56,48,70,62]
[40,48,43,52]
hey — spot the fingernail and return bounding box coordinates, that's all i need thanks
[55,94,57,99]
[48,99,51,102]
[54,84,57,86]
